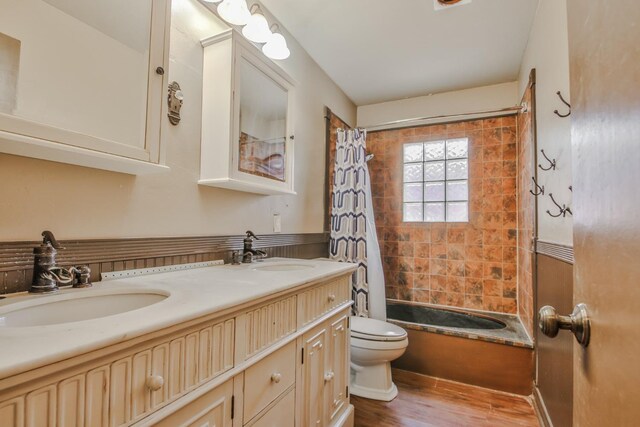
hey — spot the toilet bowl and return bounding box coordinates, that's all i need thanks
[349,316,408,401]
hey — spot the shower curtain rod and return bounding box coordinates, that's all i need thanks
[361,105,524,130]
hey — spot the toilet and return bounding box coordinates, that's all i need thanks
[349,316,408,401]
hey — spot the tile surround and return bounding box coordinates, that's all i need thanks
[517,80,536,338]
[367,116,519,314]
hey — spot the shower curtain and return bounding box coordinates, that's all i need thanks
[329,128,386,319]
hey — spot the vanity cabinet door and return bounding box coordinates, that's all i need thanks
[301,324,328,427]
[326,314,349,424]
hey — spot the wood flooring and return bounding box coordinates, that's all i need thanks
[351,369,540,427]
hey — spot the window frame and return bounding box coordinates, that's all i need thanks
[402,138,470,223]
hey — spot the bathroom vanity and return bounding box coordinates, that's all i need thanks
[0,258,356,426]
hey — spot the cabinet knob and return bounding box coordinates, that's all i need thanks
[324,371,334,383]
[328,294,336,303]
[270,372,282,384]
[146,375,164,391]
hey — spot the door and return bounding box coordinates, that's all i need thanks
[567,1,640,425]
[301,325,328,427]
[326,314,349,424]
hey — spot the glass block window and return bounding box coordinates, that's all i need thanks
[402,138,469,222]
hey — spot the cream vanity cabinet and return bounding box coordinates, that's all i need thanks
[300,313,350,427]
[0,274,354,427]
[199,29,295,195]
[0,0,171,175]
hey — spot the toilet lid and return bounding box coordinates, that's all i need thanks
[350,317,407,342]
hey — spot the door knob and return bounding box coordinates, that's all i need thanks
[538,303,590,347]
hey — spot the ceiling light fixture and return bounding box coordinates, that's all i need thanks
[262,26,290,60]
[217,0,251,26]
[202,0,223,3]
[433,0,472,10]
[242,5,272,43]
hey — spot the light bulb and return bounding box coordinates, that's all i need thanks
[242,12,272,43]
[262,32,290,60]
[217,0,251,26]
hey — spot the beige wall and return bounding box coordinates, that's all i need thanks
[518,0,573,246]
[0,0,356,241]
[356,81,519,130]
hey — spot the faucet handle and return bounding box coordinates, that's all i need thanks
[231,251,243,265]
[245,230,259,240]
[42,230,64,250]
[71,265,92,288]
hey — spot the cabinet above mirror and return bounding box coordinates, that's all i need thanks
[0,0,171,174]
[199,29,295,195]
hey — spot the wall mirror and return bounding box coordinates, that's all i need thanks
[238,56,288,182]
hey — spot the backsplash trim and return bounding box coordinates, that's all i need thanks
[0,233,329,294]
[535,240,574,264]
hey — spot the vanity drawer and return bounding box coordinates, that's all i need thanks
[246,387,295,427]
[299,276,351,326]
[0,318,235,427]
[152,378,234,427]
[244,294,297,359]
[243,340,296,422]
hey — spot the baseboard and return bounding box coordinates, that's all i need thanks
[532,385,553,427]
[332,404,354,427]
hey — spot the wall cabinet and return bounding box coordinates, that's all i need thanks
[200,30,295,195]
[0,0,172,175]
[0,274,353,427]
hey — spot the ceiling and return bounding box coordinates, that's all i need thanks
[260,0,539,105]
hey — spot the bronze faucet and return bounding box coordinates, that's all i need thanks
[241,230,267,263]
[30,231,91,293]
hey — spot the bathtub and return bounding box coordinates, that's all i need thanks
[386,300,534,395]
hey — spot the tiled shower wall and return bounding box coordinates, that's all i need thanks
[367,117,519,314]
[517,81,536,337]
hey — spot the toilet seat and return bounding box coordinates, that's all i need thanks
[351,335,408,351]
[350,317,407,342]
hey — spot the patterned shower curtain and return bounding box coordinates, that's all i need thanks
[329,128,368,317]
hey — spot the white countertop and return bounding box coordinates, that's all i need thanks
[0,258,356,381]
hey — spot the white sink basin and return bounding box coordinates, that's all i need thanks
[253,264,315,272]
[0,290,169,327]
